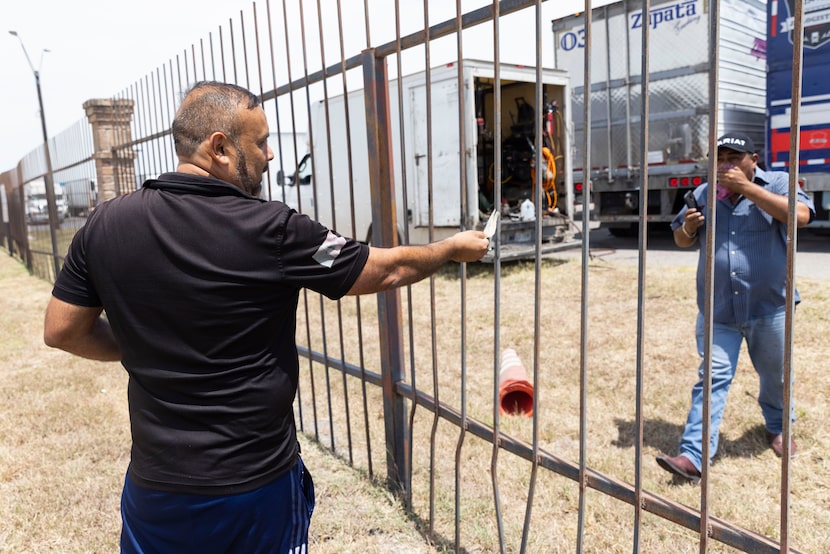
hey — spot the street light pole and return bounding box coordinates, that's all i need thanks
[9,30,61,278]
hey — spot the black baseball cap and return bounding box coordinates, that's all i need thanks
[716,132,756,154]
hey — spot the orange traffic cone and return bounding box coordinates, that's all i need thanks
[499,348,534,417]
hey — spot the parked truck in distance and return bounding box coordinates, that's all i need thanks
[553,0,767,236]
[766,0,830,227]
[62,178,97,217]
[25,178,68,225]
[276,59,589,261]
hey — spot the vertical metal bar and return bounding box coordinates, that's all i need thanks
[175,54,184,107]
[229,18,239,84]
[521,2,544,553]
[170,60,181,170]
[191,44,198,83]
[633,0,651,551]
[603,6,614,181]
[263,0,301,423]
[361,48,408,495]
[125,84,135,193]
[219,26,228,83]
[577,1,592,551]
[335,0,373,476]
[239,9,251,90]
[16,165,32,271]
[182,48,192,89]
[113,87,126,195]
[280,0,317,440]
[781,2,804,549]
[209,33,217,82]
[199,38,207,81]
[297,0,319,216]
[314,0,355,468]
[298,0,335,452]
[165,58,182,171]
[152,69,165,174]
[110,93,122,197]
[30,66,61,278]
[162,62,174,173]
[141,75,159,177]
[132,81,148,185]
[114,87,128,196]
[251,2,269,198]
[147,72,159,176]
[281,0,303,213]
[265,0,286,204]
[490,0,507,551]
[453,5,468,550]
[252,3,263,103]
[701,1,722,551]
[420,0,440,536]
[393,0,412,501]
[109,93,118,198]
[623,0,633,171]
[363,0,371,47]
[312,0,348,457]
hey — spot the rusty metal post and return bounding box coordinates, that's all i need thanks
[361,48,409,496]
[15,166,32,271]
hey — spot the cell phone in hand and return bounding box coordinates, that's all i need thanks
[683,190,700,211]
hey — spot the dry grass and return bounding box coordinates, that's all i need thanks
[294,255,830,553]
[0,254,434,553]
[2,248,828,553]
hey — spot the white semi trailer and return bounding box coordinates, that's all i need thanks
[277,59,586,260]
[553,0,768,236]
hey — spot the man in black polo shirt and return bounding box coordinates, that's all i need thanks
[43,81,489,553]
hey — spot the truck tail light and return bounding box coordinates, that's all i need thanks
[669,176,704,187]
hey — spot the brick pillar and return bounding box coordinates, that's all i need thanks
[83,99,136,202]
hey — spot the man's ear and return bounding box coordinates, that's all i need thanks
[207,132,232,167]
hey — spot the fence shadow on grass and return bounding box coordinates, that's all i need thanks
[612,417,771,461]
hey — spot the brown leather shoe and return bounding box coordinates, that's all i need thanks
[766,431,797,457]
[656,453,701,484]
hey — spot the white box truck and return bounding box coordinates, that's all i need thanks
[25,178,68,224]
[277,59,585,260]
[62,178,96,217]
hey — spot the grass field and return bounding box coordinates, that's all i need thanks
[0,253,433,553]
[292,254,830,553]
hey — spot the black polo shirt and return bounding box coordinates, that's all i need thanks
[52,173,369,495]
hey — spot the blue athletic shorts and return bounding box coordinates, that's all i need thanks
[120,456,315,553]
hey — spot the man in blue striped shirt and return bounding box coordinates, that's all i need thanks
[656,132,815,483]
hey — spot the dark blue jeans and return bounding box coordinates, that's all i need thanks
[121,456,314,553]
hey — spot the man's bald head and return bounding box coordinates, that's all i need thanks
[172,82,262,158]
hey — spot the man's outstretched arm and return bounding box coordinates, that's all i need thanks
[347,230,489,296]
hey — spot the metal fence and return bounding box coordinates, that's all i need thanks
[0,0,811,552]
[0,119,97,282]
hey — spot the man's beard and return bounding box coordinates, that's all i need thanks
[235,148,263,197]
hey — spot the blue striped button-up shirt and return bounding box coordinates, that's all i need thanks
[671,167,816,325]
